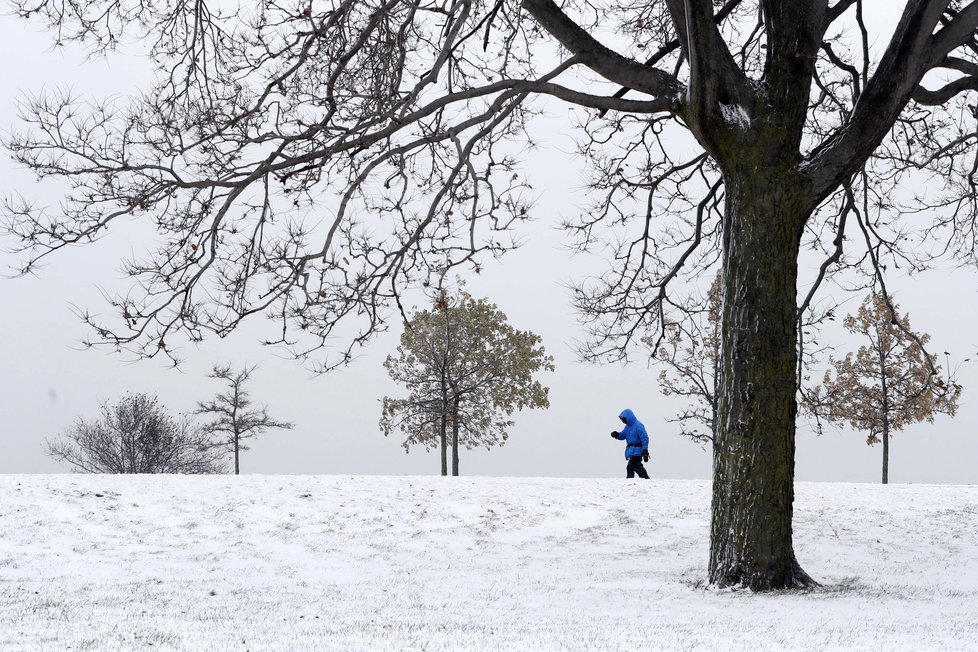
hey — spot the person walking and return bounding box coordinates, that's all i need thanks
[611,408,650,479]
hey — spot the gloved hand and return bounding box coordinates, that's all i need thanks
[610,431,619,438]
[642,450,650,463]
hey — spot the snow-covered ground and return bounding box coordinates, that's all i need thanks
[0,476,975,651]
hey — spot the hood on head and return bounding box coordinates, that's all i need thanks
[619,408,635,425]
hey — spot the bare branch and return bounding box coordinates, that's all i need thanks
[913,75,978,104]
[601,0,745,114]
[825,0,860,27]
[805,0,951,198]
[929,2,978,65]
[521,0,683,103]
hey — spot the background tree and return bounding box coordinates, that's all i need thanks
[648,272,835,445]
[46,393,222,474]
[816,294,961,484]
[195,364,294,475]
[381,291,553,476]
[10,0,978,588]
[645,274,722,445]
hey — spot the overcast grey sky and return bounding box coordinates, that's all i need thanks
[1,5,976,483]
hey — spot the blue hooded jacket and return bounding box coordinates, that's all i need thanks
[614,409,649,459]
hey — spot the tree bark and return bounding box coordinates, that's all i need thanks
[881,415,890,485]
[233,386,240,475]
[880,350,891,485]
[709,168,816,590]
[451,398,460,477]
[439,413,448,476]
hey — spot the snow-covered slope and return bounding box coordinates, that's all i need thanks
[0,476,975,651]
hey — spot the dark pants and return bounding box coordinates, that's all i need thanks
[626,456,649,479]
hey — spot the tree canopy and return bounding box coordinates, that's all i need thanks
[381,290,552,475]
[816,294,961,483]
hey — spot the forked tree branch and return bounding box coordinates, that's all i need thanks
[600,0,745,115]
[521,0,684,105]
[663,0,754,145]
[805,0,955,199]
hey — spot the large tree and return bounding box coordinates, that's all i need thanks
[47,393,222,474]
[817,294,961,484]
[381,291,552,476]
[7,1,978,589]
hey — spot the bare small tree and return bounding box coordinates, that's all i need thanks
[815,294,962,484]
[46,393,222,474]
[195,364,294,475]
[381,291,553,476]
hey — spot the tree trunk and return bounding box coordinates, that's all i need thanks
[232,389,240,475]
[439,413,448,477]
[709,170,816,590]
[881,416,890,485]
[451,398,460,477]
[880,354,890,485]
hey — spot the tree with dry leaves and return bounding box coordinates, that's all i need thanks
[46,393,223,474]
[381,291,552,476]
[649,272,835,445]
[816,294,961,484]
[195,364,294,475]
[647,274,722,445]
[10,0,978,589]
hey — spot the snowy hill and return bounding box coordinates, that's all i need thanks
[0,476,975,651]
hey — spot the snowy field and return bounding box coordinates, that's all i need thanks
[0,476,975,651]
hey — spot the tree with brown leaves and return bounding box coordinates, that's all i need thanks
[646,275,722,445]
[649,272,834,446]
[381,291,552,476]
[817,294,961,484]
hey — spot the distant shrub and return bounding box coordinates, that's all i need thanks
[46,393,224,474]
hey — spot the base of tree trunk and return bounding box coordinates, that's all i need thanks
[709,558,818,591]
